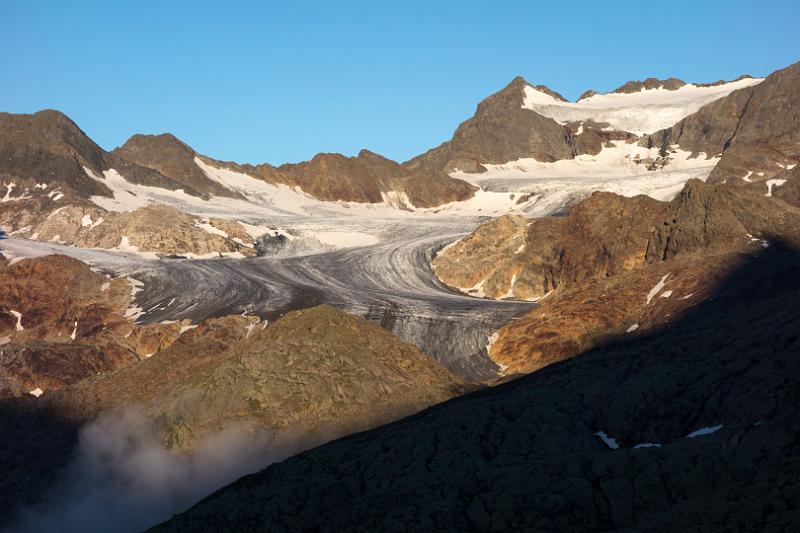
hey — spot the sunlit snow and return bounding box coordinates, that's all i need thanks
[521,77,763,134]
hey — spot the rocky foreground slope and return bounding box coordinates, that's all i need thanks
[152,243,800,532]
[0,280,462,526]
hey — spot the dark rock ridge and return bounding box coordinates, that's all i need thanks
[644,62,800,183]
[613,76,687,93]
[151,244,800,532]
[405,76,633,178]
[112,133,239,198]
[0,110,476,209]
[0,110,200,199]
[577,74,755,101]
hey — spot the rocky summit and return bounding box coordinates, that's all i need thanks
[1,48,799,533]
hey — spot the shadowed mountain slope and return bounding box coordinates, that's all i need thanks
[153,245,800,532]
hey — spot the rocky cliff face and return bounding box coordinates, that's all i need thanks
[646,178,800,261]
[645,62,800,183]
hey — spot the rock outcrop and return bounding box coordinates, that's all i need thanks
[433,192,663,300]
[0,255,187,395]
[53,305,463,449]
[612,76,687,93]
[4,203,257,257]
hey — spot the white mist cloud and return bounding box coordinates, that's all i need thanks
[6,408,296,533]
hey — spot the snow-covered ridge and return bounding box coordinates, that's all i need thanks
[451,142,719,217]
[522,77,764,135]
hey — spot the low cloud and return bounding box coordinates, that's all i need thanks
[6,408,295,532]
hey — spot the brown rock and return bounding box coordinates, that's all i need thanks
[47,305,463,451]
[0,255,186,395]
[113,134,239,198]
[434,192,662,300]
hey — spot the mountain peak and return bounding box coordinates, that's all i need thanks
[502,77,568,102]
[117,132,196,155]
[612,77,687,94]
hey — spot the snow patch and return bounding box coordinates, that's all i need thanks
[124,277,145,320]
[81,214,103,230]
[10,309,24,331]
[452,143,719,217]
[686,425,723,438]
[195,221,228,238]
[1,182,32,203]
[765,179,786,197]
[646,274,670,304]
[485,331,499,353]
[594,431,619,450]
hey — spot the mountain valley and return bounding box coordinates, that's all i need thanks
[2,59,799,532]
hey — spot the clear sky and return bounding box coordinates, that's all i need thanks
[2,0,798,165]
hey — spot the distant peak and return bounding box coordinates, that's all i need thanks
[694,74,755,87]
[28,109,85,131]
[613,77,687,94]
[357,148,394,162]
[117,132,195,154]
[495,76,565,102]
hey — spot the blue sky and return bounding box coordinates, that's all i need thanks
[2,0,798,164]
